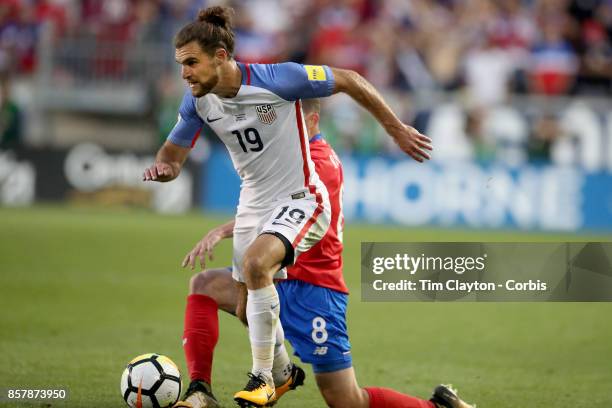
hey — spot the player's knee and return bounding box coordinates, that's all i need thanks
[189,270,222,301]
[242,254,270,283]
[189,271,209,295]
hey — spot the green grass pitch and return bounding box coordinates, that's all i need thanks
[1,206,611,407]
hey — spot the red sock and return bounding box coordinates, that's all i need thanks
[365,387,436,408]
[183,294,219,384]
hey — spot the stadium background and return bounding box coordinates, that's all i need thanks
[0,0,611,407]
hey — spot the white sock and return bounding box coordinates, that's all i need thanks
[271,323,292,386]
[245,324,291,386]
[246,285,280,384]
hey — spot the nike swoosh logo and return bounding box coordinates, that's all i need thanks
[271,303,279,309]
[266,391,275,400]
[206,116,222,123]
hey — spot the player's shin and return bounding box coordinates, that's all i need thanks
[246,284,280,384]
[271,323,292,386]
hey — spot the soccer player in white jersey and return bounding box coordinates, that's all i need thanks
[143,6,432,407]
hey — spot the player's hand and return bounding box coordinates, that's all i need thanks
[143,162,176,182]
[181,229,225,270]
[388,124,432,162]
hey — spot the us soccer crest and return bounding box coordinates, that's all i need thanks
[255,104,277,125]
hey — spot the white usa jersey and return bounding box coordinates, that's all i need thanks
[167,62,335,213]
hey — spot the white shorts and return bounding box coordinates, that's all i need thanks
[231,197,331,283]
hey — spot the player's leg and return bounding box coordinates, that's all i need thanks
[242,233,287,385]
[184,268,239,383]
[234,233,287,406]
[232,218,287,406]
[235,199,330,406]
[315,368,437,408]
[316,369,475,408]
[314,367,367,407]
[176,268,238,408]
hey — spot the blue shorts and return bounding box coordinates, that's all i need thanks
[276,280,352,373]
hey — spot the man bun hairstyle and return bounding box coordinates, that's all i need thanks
[198,6,232,29]
[175,6,235,56]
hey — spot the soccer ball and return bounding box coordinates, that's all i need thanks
[120,353,182,408]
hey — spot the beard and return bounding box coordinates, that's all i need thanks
[190,75,218,97]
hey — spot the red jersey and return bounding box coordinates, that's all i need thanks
[286,136,348,294]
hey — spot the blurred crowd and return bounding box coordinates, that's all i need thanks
[2,0,612,95]
[1,0,611,162]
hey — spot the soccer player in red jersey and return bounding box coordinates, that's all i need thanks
[176,99,474,408]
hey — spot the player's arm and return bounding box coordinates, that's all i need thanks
[256,62,431,162]
[331,68,432,162]
[143,141,190,182]
[182,220,236,270]
[144,90,204,182]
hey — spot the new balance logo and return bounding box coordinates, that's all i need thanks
[313,347,328,355]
